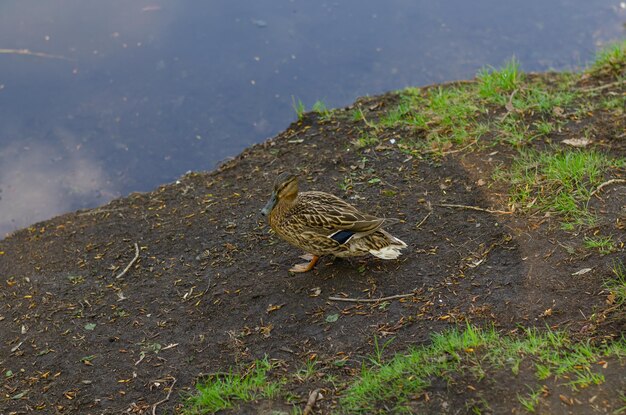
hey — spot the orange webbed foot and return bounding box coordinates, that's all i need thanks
[289,255,319,273]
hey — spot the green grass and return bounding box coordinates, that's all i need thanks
[533,120,556,136]
[312,100,332,121]
[477,58,522,104]
[355,131,379,148]
[498,148,623,227]
[605,260,626,305]
[351,107,365,122]
[376,84,483,152]
[600,95,626,113]
[351,41,626,154]
[589,39,626,75]
[498,117,531,146]
[517,386,543,413]
[513,81,578,114]
[295,358,319,382]
[616,392,626,414]
[584,235,618,255]
[340,325,626,414]
[365,57,583,152]
[292,96,306,120]
[183,357,282,414]
[182,326,626,414]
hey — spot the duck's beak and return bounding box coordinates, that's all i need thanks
[261,192,277,216]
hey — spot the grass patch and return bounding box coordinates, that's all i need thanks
[183,357,282,414]
[354,131,380,148]
[340,325,626,414]
[477,57,522,104]
[498,116,531,147]
[354,41,625,154]
[312,100,332,121]
[376,84,484,152]
[533,119,556,136]
[605,260,626,305]
[584,235,618,255]
[366,58,584,152]
[599,94,626,114]
[512,80,578,114]
[295,357,319,382]
[182,328,626,414]
[617,392,626,415]
[517,386,543,413]
[589,39,626,76]
[497,148,623,227]
[292,96,306,120]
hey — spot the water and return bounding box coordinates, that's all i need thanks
[0,0,624,236]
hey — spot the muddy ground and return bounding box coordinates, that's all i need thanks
[1,72,625,415]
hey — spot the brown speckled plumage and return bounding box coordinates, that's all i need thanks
[261,173,407,272]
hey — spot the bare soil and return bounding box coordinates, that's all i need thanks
[1,74,624,415]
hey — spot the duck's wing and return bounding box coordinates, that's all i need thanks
[293,192,386,243]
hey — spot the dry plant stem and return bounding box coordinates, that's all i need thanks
[504,88,519,114]
[303,389,322,415]
[359,107,379,132]
[328,292,416,303]
[415,211,432,230]
[580,80,626,93]
[152,378,177,415]
[442,140,478,155]
[589,179,626,198]
[78,207,126,216]
[436,203,513,215]
[115,243,140,279]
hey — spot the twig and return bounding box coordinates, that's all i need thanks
[78,207,126,216]
[303,389,322,415]
[415,211,432,230]
[436,203,513,215]
[358,106,380,132]
[152,378,177,415]
[328,292,416,303]
[422,139,478,156]
[589,179,626,198]
[0,48,73,61]
[505,89,519,113]
[580,80,625,93]
[498,88,519,122]
[442,139,478,155]
[115,243,140,279]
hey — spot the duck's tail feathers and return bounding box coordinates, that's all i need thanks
[368,231,407,260]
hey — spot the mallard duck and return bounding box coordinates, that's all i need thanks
[261,172,407,272]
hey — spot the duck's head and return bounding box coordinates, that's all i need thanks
[261,172,298,216]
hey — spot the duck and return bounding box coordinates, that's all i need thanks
[261,172,407,272]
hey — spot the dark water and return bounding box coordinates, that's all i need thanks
[0,1,624,236]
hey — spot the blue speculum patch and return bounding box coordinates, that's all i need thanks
[330,230,355,244]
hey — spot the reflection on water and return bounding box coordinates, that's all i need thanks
[0,0,624,237]
[0,128,117,233]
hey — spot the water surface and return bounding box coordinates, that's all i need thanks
[0,0,624,236]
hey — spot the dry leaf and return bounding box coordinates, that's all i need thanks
[266,303,284,313]
[607,292,616,305]
[562,138,590,147]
